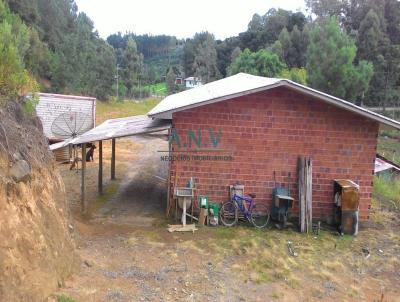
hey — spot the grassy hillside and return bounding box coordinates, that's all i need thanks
[96,98,160,124]
[144,82,167,97]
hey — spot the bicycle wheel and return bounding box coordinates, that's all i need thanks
[220,201,238,227]
[250,205,270,228]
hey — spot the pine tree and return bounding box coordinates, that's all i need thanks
[306,17,373,102]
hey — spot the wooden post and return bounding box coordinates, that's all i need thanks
[166,128,171,216]
[98,140,103,194]
[111,138,116,180]
[81,144,87,214]
[298,157,305,233]
[307,158,313,233]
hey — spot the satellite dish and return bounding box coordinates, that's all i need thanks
[51,112,92,140]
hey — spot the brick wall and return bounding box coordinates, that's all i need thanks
[169,87,379,221]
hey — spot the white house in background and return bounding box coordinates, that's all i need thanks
[184,77,202,89]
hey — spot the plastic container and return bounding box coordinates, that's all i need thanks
[199,196,209,209]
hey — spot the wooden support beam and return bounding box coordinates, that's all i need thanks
[111,138,116,180]
[98,140,103,194]
[81,144,87,214]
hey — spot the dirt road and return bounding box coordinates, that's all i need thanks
[56,136,400,302]
[93,135,169,227]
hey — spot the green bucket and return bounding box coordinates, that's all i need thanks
[209,203,219,217]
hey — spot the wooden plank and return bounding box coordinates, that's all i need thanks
[98,140,103,194]
[81,144,87,214]
[305,159,309,233]
[111,138,116,180]
[182,198,187,226]
[167,224,197,233]
[298,157,305,233]
[166,171,177,218]
[308,158,313,233]
[198,208,208,226]
[304,158,313,233]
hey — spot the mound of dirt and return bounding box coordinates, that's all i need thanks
[0,102,76,301]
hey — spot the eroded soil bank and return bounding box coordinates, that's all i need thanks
[0,102,76,301]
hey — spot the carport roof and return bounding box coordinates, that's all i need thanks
[148,73,400,130]
[50,115,171,150]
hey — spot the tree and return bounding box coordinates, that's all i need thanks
[228,48,286,77]
[290,25,308,68]
[215,37,240,77]
[193,34,221,83]
[305,0,345,18]
[24,28,51,78]
[269,40,283,59]
[357,9,381,61]
[306,17,373,102]
[278,27,292,67]
[183,32,221,83]
[230,47,242,64]
[279,68,308,85]
[239,8,307,52]
[384,0,400,44]
[305,0,400,107]
[0,0,37,101]
[120,37,143,98]
[49,12,117,99]
[166,67,176,94]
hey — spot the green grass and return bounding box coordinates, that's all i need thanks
[373,176,400,209]
[96,98,160,124]
[57,294,77,302]
[92,182,119,213]
[380,129,400,139]
[144,82,167,96]
[378,130,400,165]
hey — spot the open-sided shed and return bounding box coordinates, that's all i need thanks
[51,115,171,213]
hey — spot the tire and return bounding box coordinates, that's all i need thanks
[250,205,270,228]
[220,201,238,227]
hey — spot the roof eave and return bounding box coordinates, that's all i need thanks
[150,79,400,130]
[148,81,286,119]
[282,80,400,130]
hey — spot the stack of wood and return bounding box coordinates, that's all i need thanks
[298,157,313,233]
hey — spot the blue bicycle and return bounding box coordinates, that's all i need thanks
[220,193,270,228]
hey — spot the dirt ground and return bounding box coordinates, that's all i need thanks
[54,136,400,302]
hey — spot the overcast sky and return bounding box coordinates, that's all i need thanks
[74,0,307,40]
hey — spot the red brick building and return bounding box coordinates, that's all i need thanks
[149,73,400,221]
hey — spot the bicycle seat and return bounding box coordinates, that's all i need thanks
[248,193,256,198]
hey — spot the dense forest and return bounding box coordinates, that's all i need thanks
[0,0,399,108]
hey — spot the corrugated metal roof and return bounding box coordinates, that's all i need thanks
[36,93,96,140]
[148,73,400,130]
[49,115,171,151]
[375,157,400,173]
[148,73,281,118]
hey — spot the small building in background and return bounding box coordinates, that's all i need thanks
[175,77,183,85]
[375,154,400,180]
[35,93,96,162]
[184,77,202,89]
